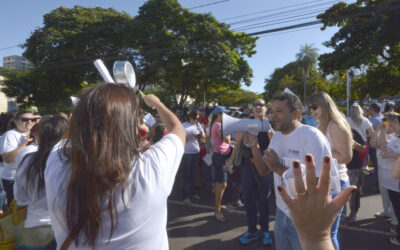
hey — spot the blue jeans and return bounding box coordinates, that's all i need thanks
[181,153,200,199]
[331,179,350,250]
[274,209,302,250]
[241,158,271,233]
[212,153,228,183]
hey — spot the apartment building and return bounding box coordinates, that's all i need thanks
[3,55,31,70]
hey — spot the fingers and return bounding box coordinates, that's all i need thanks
[304,154,317,195]
[277,186,296,210]
[330,186,357,211]
[318,156,331,196]
[292,161,306,197]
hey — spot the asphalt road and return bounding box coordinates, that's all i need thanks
[167,167,399,250]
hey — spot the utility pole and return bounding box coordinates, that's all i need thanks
[346,70,351,116]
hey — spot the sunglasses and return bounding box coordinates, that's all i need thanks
[253,103,265,108]
[309,105,318,111]
[20,117,37,122]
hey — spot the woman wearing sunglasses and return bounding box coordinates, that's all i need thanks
[181,110,205,204]
[14,115,69,249]
[306,92,352,250]
[0,111,35,209]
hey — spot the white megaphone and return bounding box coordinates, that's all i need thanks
[221,113,271,138]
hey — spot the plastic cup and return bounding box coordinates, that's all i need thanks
[281,158,306,197]
[329,159,341,196]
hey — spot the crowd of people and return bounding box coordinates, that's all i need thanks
[0,85,399,249]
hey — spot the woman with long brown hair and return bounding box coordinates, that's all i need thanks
[45,84,185,249]
[15,115,69,249]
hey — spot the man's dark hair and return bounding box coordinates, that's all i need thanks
[272,92,302,111]
[369,103,381,113]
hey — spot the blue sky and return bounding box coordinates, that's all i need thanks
[0,0,351,94]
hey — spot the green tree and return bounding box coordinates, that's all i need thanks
[295,44,319,101]
[134,0,257,110]
[264,60,338,101]
[2,6,135,113]
[318,0,400,97]
[207,87,261,107]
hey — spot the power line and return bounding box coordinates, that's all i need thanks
[0,44,23,51]
[0,5,330,53]
[189,0,230,10]
[257,25,322,38]
[222,0,337,22]
[227,1,336,26]
[233,9,326,31]
[1,3,399,69]
[0,0,352,53]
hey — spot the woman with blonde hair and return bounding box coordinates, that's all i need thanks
[348,103,374,167]
[307,91,353,250]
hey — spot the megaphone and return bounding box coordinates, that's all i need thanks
[221,113,271,138]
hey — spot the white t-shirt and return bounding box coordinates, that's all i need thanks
[14,143,38,171]
[183,122,204,154]
[326,122,349,182]
[346,118,372,142]
[14,153,51,228]
[45,134,184,250]
[377,133,400,192]
[0,129,28,180]
[268,125,336,218]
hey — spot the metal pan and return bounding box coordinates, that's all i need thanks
[113,61,136,88]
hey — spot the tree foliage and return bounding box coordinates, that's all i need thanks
[318,0,400,97]
[2,1,258,113]
[133,0,257,109]
[296,44,319,100]
[264,60,341,102]
[1,6,135,113]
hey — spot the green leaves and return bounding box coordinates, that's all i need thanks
[318,0,400,98]
[3,1,257,113]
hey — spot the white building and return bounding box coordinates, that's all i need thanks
[0,75,18,112]
[3,55,31,70]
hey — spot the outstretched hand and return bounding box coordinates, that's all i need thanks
[278,154,356,250]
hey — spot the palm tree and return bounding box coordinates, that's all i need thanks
[296,44,319,101]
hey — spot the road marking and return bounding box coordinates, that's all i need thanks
[168,200,246,215]
[168,200,395,237]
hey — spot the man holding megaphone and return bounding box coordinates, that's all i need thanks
[225,99,274,246]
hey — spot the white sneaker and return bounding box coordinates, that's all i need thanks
[390,237,400,246]
[374,212,389,219]
[391,220,398,226]
[183,198,192,205]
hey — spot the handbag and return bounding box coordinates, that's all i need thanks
[0,199,27,249]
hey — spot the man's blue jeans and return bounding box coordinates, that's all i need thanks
[274,208,302,250]
[331,179,350,250]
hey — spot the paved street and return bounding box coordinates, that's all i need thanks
[167,167,399,250]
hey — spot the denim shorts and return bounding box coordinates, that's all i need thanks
[212,152,228,183]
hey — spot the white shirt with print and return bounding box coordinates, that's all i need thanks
[0,129,28,180]
[45,134,184,250]
[268,125,336,218]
